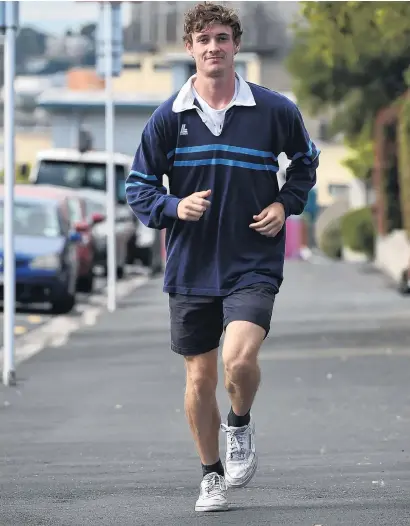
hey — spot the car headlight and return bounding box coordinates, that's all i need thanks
[30,254,60,270]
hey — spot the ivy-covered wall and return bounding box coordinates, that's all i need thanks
[398,94,410,236]
[382,121,403,233]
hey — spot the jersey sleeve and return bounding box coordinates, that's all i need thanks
[125,110,181,230]
[275,103,320,218]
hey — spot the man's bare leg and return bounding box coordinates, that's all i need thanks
[223,321,265,417]
[184,348,221,466]
[221,320,265,488]
[185,349,228,512]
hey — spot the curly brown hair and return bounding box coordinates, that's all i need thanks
[183,2,243,45]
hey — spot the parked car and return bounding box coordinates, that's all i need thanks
[133,222,164,275]
[74,188,136,279]
[0,185,82,314]
[29,185,96,293]
[28,148,163,274]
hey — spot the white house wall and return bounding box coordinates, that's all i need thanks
[48,110,154,157]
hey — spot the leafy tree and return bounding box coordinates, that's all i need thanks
[286,1,410,181]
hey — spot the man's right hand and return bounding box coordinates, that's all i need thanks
[177,189,212,221]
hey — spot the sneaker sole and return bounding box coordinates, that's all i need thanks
[195,503,229,512]
[225,456,258,488]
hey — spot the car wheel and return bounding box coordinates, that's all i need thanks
[117,265,125,280]
[126,235,137,265]
[138,247,153,268]
[51,290,76,314]
[77,270,94,293]
[399,271,410,295]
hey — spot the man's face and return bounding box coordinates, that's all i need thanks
[186,24,238,78]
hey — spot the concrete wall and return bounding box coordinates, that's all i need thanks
[0,131,52,168]
[111,51,260,95]
[315,143,366,209]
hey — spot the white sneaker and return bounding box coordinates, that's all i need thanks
[195,472,228,512]
[222,417,257,488]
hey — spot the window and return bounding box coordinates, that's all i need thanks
[328,183,349,199]
[35,160,127,203]
[153,63,170,71]
[0,200,61,237]
[123,62,141,70]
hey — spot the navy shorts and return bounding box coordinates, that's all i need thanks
[169,283,276,356]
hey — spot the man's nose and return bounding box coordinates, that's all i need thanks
[207,38,220,53]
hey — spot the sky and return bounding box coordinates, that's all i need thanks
[20,1,132,35]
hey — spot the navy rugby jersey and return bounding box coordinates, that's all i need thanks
[126,74,320,296]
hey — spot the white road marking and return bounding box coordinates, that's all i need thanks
[27,315,43,324]
[0,274,150,370]
[83,307,100,326]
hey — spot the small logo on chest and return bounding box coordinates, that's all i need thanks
[180,124,188,136]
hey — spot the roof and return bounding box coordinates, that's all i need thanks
[37,88,166,112]
[34,148,133,165]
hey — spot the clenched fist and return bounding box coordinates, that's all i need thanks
[177,189,212,221]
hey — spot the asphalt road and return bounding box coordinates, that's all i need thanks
[1,260,410,525]
[0,265,145,345]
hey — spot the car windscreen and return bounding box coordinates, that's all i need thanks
[0,200,61,237]
[35,161,126,202]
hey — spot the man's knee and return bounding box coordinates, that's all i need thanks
[185,349,218,397]
[222,321,263,381]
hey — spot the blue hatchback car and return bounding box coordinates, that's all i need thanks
[0,185,82,314]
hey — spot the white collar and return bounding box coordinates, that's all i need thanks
[172,73,256,113]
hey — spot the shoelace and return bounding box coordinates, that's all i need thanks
[221,424,249,460]
[203,473,224,494]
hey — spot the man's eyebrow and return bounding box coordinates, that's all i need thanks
[196,32,230,39]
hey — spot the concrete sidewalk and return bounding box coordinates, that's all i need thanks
[1,261,410,525]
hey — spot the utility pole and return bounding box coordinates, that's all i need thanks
[1,1,19,387]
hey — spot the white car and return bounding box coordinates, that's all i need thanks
[28,148,164,274]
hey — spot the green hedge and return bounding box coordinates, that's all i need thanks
[0,163,31,184]
[340,206,375,258]
[319,218,343,259]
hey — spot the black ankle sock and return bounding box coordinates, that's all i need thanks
[227,407,250,427]
[201,458,224,478]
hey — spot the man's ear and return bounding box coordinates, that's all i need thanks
[185,40,193,58]
[234,41,240,55]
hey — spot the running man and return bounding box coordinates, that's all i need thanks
[126,1,320,512]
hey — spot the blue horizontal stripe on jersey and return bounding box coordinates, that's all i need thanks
[175,144,278,161]
[129,170,157,181]
[173,158,278,172]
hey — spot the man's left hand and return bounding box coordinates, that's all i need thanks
[249,202,285,237]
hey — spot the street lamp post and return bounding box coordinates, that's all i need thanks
[96,2,123,313]
[1,1,19,387]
